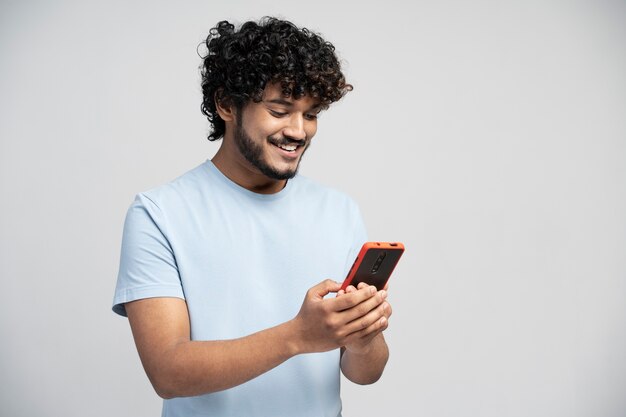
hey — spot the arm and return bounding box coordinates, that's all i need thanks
[338,283,392,384]
[125,280,388,398]
[340,334,389,385]
[125,297,300,398]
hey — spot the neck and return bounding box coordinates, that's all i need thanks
[211,142,287,195]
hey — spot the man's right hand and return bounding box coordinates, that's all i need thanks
[289,279,389,354]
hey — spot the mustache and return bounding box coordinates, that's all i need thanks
[268,136,307,147]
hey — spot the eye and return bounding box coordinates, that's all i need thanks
[304,113,319,121]
[269,109,288,118]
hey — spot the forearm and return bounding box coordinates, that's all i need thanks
[128,281,386,398]
[340,333,389,385]
[149,320,300,398]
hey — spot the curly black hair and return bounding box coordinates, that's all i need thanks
[200,17,353,141]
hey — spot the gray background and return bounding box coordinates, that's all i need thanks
[1,0,625,416]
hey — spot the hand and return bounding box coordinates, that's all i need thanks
[291,280,390,354]
[337,282,392,355]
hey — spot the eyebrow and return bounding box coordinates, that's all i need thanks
[265,98,323,111]
[266,98,293,106]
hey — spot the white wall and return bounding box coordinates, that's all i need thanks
[1,1,625,416]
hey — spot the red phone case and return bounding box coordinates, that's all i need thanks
[340,242,405,291]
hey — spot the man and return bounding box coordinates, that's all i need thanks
[113,17,392,416]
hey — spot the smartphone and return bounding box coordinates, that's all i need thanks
[340,242,405,291]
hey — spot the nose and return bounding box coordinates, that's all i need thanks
[282,114,307,141]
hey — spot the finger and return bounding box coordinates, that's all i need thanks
[330,285,377,312]
[383,300,392,319]
[309,279,342,299]
[345,313,389,343]
[341,289,388,323]
[344,300,389,335]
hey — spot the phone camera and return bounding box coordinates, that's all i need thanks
[371,251,387,273]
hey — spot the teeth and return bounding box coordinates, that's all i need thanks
[278,144,297,151]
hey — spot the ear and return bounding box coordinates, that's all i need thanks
[215,91,236,122]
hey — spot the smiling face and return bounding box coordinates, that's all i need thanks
[212,83,324,193]
[233,83,322,181]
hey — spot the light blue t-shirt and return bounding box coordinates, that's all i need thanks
[113,160,367,417]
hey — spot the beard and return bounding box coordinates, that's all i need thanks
[233,121,309,181]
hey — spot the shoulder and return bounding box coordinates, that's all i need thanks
[135,161,212,211]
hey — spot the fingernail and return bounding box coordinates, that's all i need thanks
[369,286,376,295]
[380,290,387,299]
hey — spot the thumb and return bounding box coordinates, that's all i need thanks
[309,279,342,299]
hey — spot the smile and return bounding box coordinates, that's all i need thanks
[269,138,304,155]
[277,143,297,152]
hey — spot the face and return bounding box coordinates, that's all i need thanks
[233,83,321,180]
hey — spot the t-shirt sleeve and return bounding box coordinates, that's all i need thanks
[112,193,184,317]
